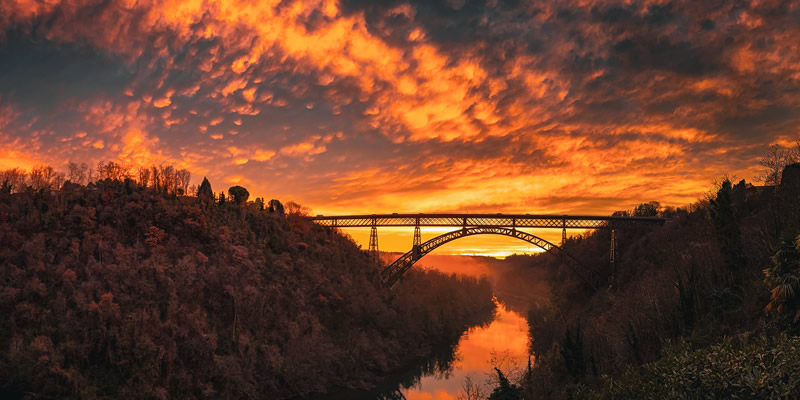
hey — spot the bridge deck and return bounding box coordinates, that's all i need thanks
[310,213,664,229]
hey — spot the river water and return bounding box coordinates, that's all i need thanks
[315,300,531,399]
[403,301,531,399]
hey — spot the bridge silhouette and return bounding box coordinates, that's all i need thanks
[311,213,665,290]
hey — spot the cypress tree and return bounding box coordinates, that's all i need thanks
[197,177,213,199]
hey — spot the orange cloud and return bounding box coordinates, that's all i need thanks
[3,0,800,256]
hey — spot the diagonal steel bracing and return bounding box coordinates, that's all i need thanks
[311,213,663,290]
[379,226,601,289]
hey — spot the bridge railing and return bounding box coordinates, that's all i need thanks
[310,213,664,229]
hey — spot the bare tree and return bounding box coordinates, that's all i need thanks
[137,166,151,188]
[759,140,800,185]
[457,376,487,400]
[67,162,88,185]
[0,168,27,192]
[285,200,312,216]
[760,145,788,185]
[161,165,176,193]
[92,161,136,182]
[176,169,191,194]
[29,165,55,190]
[96,161,107,180]
[151,165,162,191]
[51,172,66,189]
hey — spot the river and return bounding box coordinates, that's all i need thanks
[403,301,531,399]
[315,300,531,399]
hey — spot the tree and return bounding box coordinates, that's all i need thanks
[779,164,800,232]
[458,376,486,400]
[51,172,66,189]
[764,234,800,329]
[29,165,55,191]
[197,177,214,199]
[488,368,522,400]
[67,162,88,185]
[709,179,746,272]
[633,201,660,217]
[228,186,250,204]
[96,161,130,181]
[151,165,162,191]
[560,324,586,381]
[136,166,151,187]
[161,165,175,193]
[176,169,191,194]
[285,200,311,216]
[0,168,27,193]
[269,199,284,215]
[759,140,800,185]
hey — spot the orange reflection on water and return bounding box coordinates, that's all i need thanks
[404,303,530,400]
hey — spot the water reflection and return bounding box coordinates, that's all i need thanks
[403,302,530,399]
[312,301,530,400]
[312,338,461,400]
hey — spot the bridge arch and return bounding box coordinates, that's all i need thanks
[379,226,600,289]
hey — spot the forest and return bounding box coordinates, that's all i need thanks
[478,145,800,399]
[2,147,799,399]
[0,162,495,399]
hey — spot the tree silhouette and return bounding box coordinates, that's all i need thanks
[269,199,284,215]
[633,201,660,217]
[197,177,214,199]
[764,234,800,329]
[560,324,586,381]
[488,368,522,400]
[710,179,746,272]
[228,185,249,204]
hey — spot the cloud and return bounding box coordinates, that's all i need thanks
[1,0,800,251]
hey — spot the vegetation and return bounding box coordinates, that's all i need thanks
[482,143,800,399]
[227,185,250,204]
[764,235,800,330]
[570,335,800,399]
[487,369,523,400]
[0,164,495,399]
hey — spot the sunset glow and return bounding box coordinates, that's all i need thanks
[2,0,799,254]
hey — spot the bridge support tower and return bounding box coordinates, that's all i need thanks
[561,219,567,261]
[610,229,616,280]
[369,219,379,264]
[412,218,421,258]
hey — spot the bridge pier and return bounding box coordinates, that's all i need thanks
[610,228,616,280]
[413,218,421,247]
[412,218,421,258]
[369,219,379,264]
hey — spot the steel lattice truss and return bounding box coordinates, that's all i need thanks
[311,213,664,229]
[380,227,601,289]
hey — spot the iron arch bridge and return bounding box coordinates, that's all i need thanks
[379,226,599,288]
[310,213,665,290]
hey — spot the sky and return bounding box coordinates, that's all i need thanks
[2,0,800,254]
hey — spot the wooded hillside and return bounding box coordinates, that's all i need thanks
[0,175,494,399]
